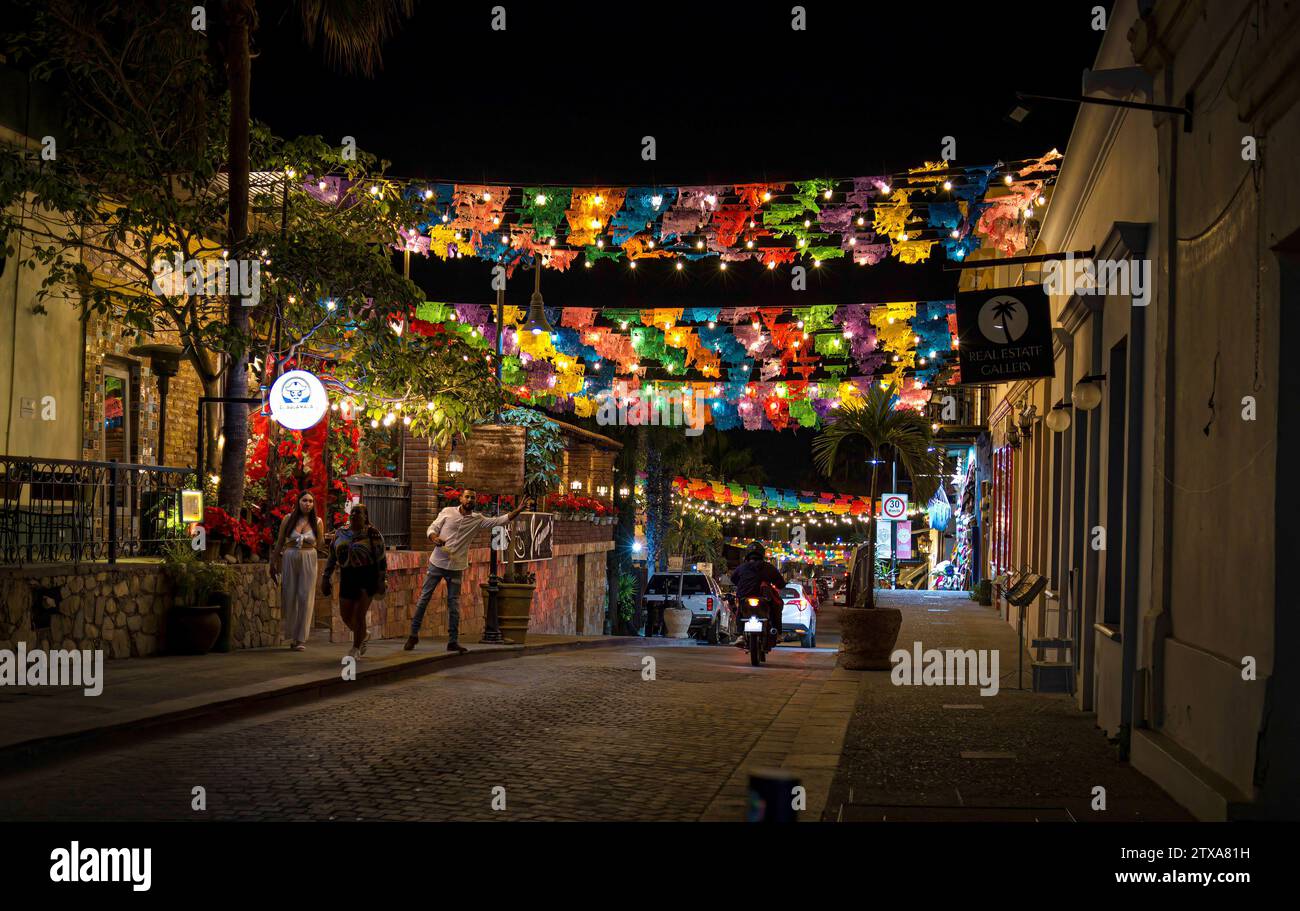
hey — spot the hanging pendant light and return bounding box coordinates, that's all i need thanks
[445,436,464,476]
[522,262,554,338]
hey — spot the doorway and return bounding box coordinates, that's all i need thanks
[102,365,134,464]
[101,361,140,543]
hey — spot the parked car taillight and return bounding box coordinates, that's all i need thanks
[706,597,714,611]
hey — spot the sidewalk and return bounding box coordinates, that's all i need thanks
[823,590,1192,821]
[0,629,626,771]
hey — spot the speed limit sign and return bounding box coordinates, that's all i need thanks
[881,493,908,521]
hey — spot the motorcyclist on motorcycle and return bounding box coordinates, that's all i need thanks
[730,543,786,650]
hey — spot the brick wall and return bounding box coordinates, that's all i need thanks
[163,361,204,469]
[402,425,528,545]
[323,521,614,642]
[402,428,441,545]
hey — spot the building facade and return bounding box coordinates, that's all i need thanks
[970,0,1299,819]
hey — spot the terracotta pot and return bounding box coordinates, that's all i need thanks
[166,605,222,655]
[199,541,226,563]
[663,605,692,639]
[838,606,902,670]
[480,581,535,644]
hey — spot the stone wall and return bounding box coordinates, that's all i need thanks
[324,520,614,643]
[0,561,280,658]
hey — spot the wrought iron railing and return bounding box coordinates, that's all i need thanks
[0,456,197,565]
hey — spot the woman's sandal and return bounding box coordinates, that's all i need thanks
[292,643,306,652]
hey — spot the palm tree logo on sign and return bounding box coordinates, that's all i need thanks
[977,295,1030,344]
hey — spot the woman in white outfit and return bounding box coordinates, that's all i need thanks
[269,492,324,651]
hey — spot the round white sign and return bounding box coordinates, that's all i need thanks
[269,369,328,431]
[977,294,1030,344]
[881,494,908,520]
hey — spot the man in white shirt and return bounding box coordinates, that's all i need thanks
[405,488,528,653]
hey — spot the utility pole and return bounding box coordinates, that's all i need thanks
[890,457,898,587]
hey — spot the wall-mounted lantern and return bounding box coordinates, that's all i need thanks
[1073,374,1106,411]
[1045,400,1072,432]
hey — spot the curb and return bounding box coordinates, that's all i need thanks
[0,636,633,776]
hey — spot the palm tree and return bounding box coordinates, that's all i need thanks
[811,382,944,609]
[991,299,1020,344]
[216,0,415,512]
[666,507,724,567]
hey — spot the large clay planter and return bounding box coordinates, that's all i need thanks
[166,605,223,655]
[838,606,903,670]
[481,581,535,644]
[663,605,692,639]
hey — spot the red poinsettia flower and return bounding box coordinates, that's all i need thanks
[201,506,234,537]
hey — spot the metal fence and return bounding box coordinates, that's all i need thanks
[0,456,197,565]
[347,475,411,548]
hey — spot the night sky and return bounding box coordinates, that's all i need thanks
[250,1,1106,531]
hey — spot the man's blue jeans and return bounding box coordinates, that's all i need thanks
[411,563,463,641]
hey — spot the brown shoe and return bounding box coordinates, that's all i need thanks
[403,635,418,651]
[447,641,469,655]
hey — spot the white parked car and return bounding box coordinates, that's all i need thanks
[642,572,732,644]
[780,583,818,648]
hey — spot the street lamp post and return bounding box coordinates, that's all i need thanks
[481,283,508,644]
[483,264,552,644]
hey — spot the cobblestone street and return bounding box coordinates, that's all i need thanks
[0,641,839,822]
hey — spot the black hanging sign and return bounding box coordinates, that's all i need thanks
[955,284,1055,384]
[506,512,554,562]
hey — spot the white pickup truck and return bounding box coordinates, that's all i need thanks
[642,571,733,644]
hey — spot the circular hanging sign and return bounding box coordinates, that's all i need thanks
[269,369,328,431]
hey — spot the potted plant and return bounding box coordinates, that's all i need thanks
[198,506,237,561]
[812,382,943,670]
[662,598,692,638]
[481,561,537,644]
[161,540,235,654]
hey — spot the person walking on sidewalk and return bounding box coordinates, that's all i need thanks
[405,489,529,654]
[322,504,387,659]
[270,492,324,652]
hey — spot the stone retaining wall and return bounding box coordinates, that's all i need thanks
[0,520,614,657]
[0,562,280,658]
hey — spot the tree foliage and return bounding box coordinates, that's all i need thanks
[496,407,565,498]
[812,383,944,608]
[0,0,499,472]
[666,506,724,567]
